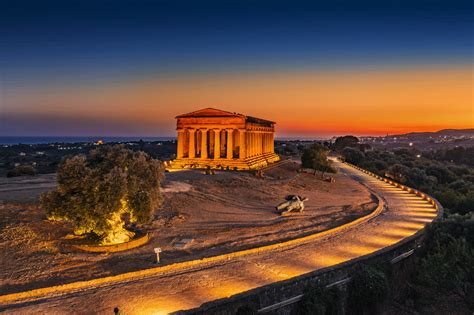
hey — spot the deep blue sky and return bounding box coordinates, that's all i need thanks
[1,0,472,137]
[1,0,472,87]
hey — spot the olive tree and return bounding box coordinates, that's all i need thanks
[342,147,365,165]
[301,143,336,176]
[41,145,164,244]
[334,135,359,152]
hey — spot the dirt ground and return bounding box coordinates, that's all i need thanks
[0,162,375,295]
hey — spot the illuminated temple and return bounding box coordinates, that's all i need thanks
[169,108,280,170]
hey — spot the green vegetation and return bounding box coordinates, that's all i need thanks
[6,165,36,177]
[301,143,336,175]
[300,281,342,315]
[341,141,474,311]
[0,140,177,176]
[416,215,474,308]
[347,264,389,314]
[40,145,164,245]
[433,146,474,167]
[342,147,473,215]
[235,305,256,315]
[333,135,360,152]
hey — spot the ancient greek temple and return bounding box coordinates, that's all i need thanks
[169,108,280,170]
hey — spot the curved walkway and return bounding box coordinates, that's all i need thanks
[0,161,439,314]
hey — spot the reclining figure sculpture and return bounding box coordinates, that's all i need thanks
[276,195,308,216]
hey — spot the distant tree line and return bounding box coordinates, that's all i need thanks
[0,140,177,177]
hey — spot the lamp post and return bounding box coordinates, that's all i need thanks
[154,247,162,264]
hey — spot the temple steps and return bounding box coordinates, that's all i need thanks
[168,152,280,170]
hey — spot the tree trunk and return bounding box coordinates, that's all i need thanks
[100,212,135,245]
[101,227,135,245]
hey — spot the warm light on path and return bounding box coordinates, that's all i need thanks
[0,161,439,314]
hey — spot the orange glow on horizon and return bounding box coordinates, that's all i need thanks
[5,64,473,136]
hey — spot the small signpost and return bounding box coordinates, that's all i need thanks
[154,247,162,264]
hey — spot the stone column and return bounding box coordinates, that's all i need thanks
[256,132,259,156]
[200,129,208,159]
[254,133,258,156]
[226,129,233,159]
[270,132,274,153]
[263,133,267,153]
[257,133,261,156]
[247,132,251,157]
[265,133,269,153]
[188,129,196,158]
[239,130,246,159]
[266,133,270,153]
[250,132,254,156]
[214,129,221,159]
[177,129,185,158]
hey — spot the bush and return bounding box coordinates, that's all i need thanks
[299,281,341,315]
[235,305,256,315]
[334,135,359,152]
[301,144,336,175]
[347,265,389,314]
[342,147,365,165]
[415,215,474,309]
[434,189,463,212]
[6,165,36,177]
[417,237,473,306]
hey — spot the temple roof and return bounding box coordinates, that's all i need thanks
[176,107,275,124]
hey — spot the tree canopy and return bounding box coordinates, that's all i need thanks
[334,135,359,151]
[41,145,164,244]
[342,147,365,164]
[301,143,336,174]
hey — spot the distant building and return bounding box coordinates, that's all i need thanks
[169,108,280,170]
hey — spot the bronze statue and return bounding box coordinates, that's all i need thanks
[276,195,308,216]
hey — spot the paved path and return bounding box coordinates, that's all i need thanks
[0,161,438,315]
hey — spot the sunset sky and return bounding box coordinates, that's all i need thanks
[1,0,472,138]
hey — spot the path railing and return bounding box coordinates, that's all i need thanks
[344,161,443,218]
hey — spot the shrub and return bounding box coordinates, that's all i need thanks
[347,265,389,314]
[417,236,474,308]
[414,215,474,309]
[301,144,336,175]
[334,135,359,152]
[342,147,365,165]
[6,165,36,177]
[300,281,342,315]
[235,305,256,315]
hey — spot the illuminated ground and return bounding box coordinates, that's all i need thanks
[0,162,373,295]
[0,160,438,314]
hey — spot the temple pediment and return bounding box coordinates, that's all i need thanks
[176,108,244,118]
[176,107,275,126]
